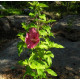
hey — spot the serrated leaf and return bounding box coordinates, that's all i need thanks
[49,32,55,38]
[17,42,24,56]
[19,35,25,42]
[39,14,46,21]
[29,12,35,17]
[23,66,33,78]
[37,69,47,78]
[39,30,48,36]
[47,57,52,66]
[46,69,57,76]
[40,20,56,23]
[46,51,54,58]
[18,59,28,66]
[31,71,37,78]
[28,2,37,6]
[39,19,46,23]
[43,25,51,34]
[37,69,44,76]
[43,52,54,66]
[17,32,25,41]
[29,6,33,9]
[23,43,27,48]
[38,3,48,7]
[27,23,37,28]
[39,44,48,49]
[50,42,64,48]
[22,23,27,30]
[17,32,24,37]
[29,60,48,69]
[45,25,51,31]
[29,52,35,61]
[17,41,27,56]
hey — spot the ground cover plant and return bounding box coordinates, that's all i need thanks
[17,1,64,79]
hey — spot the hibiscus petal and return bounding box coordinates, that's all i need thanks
[25,27,40,49]
[25,33,29,43]
[29,28,37,33]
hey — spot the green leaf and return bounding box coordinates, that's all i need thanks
[39,44,48,49]
[39,14,46,21]
[27,23,37,28]
[29,6,34,9]
[23,72,27,79]
[23,43,27,48]
[42,72,47,78]
[49,32,55,37]
[17,41,24,56]
[46,51,54,58]
[19,36,25,42]
[47,57,52,66]
[22,22,31,31]
[50,42,64,48]
[40,20,56,23]
[17,32,24,37]
[37,69,47,78]
[34,18,38,22]
[37,69,44,76]
[22,23,27,31]
[17,41,27,56]
[39,19,46,23]
[29,52,35,61]
[18,59,28,66]
[43,51,54,66]
[43,25,51,34]
[28,2,36,6]
[42,26,55,37]
[23,66,33,78]
[38,3,48,7]
[17,32,25,41]
[29,60,48,69]
[39,30,48,36]
[46,69,57,76]
[31,71,38,78]
[29,12,35,17]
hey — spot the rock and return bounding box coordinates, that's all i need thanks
[50,36,80,79]
[51,15,80,41]
[0,15,30,32]
[0,15,31,40]
[0,39,28,74]
[6,15,30,29]
[0,17,10,32]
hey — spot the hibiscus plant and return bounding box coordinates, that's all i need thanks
[17,1,64,79]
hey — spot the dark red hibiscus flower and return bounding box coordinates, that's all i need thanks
[25,28,40,49]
